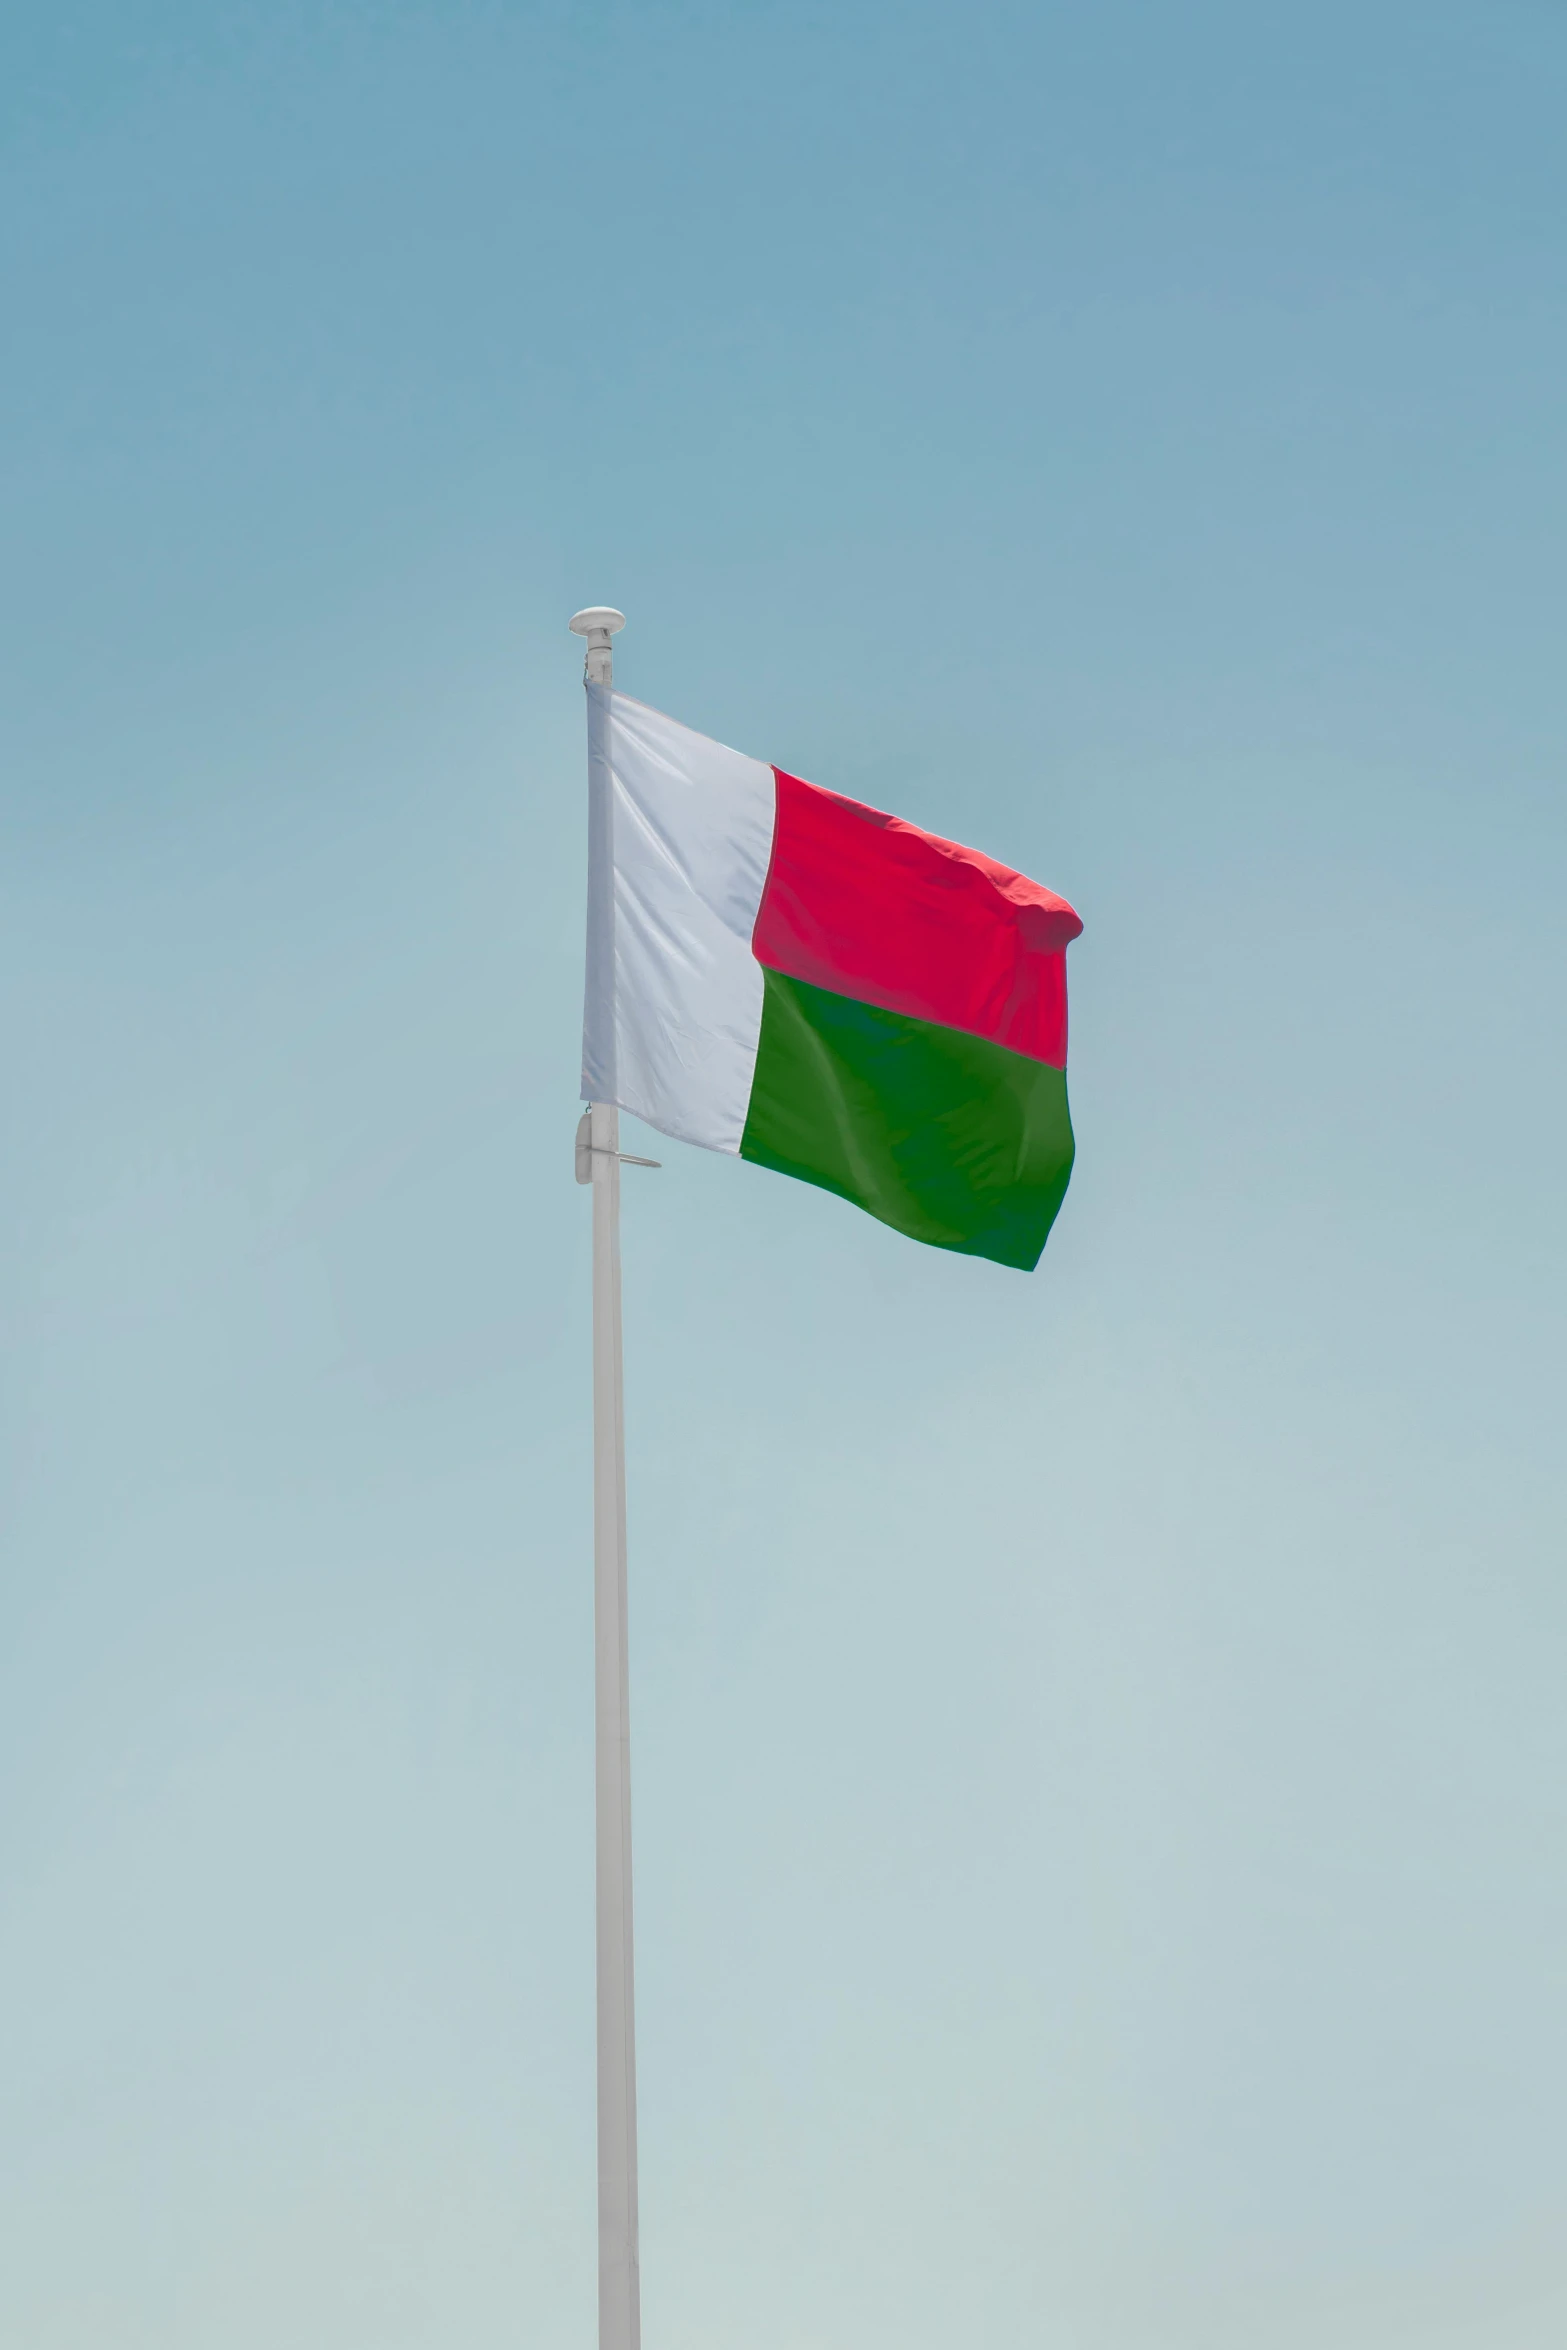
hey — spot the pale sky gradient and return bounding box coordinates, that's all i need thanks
[1,4,1565,2345]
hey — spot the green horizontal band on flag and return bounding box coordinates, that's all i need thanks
[739,969,1075,1271]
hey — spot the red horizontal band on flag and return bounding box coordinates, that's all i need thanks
[752,769,1081,1068]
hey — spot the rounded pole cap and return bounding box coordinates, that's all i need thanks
[568,607,626,637]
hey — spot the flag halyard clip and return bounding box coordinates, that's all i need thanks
[575,1112,661,1184]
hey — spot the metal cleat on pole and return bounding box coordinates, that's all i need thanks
[575,1112,660,1183]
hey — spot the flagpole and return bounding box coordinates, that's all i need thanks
[569,604,640,2350]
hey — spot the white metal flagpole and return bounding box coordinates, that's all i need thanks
[568,604,640,2350]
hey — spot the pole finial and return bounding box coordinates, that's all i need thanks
[569,607,625,687]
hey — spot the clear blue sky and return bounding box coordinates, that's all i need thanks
[2,3,1565,2343]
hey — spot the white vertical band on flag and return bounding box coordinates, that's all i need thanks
[581,685,776,1155]
[584,675,618,1099]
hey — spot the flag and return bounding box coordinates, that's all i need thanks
[582,686,1081,1271]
